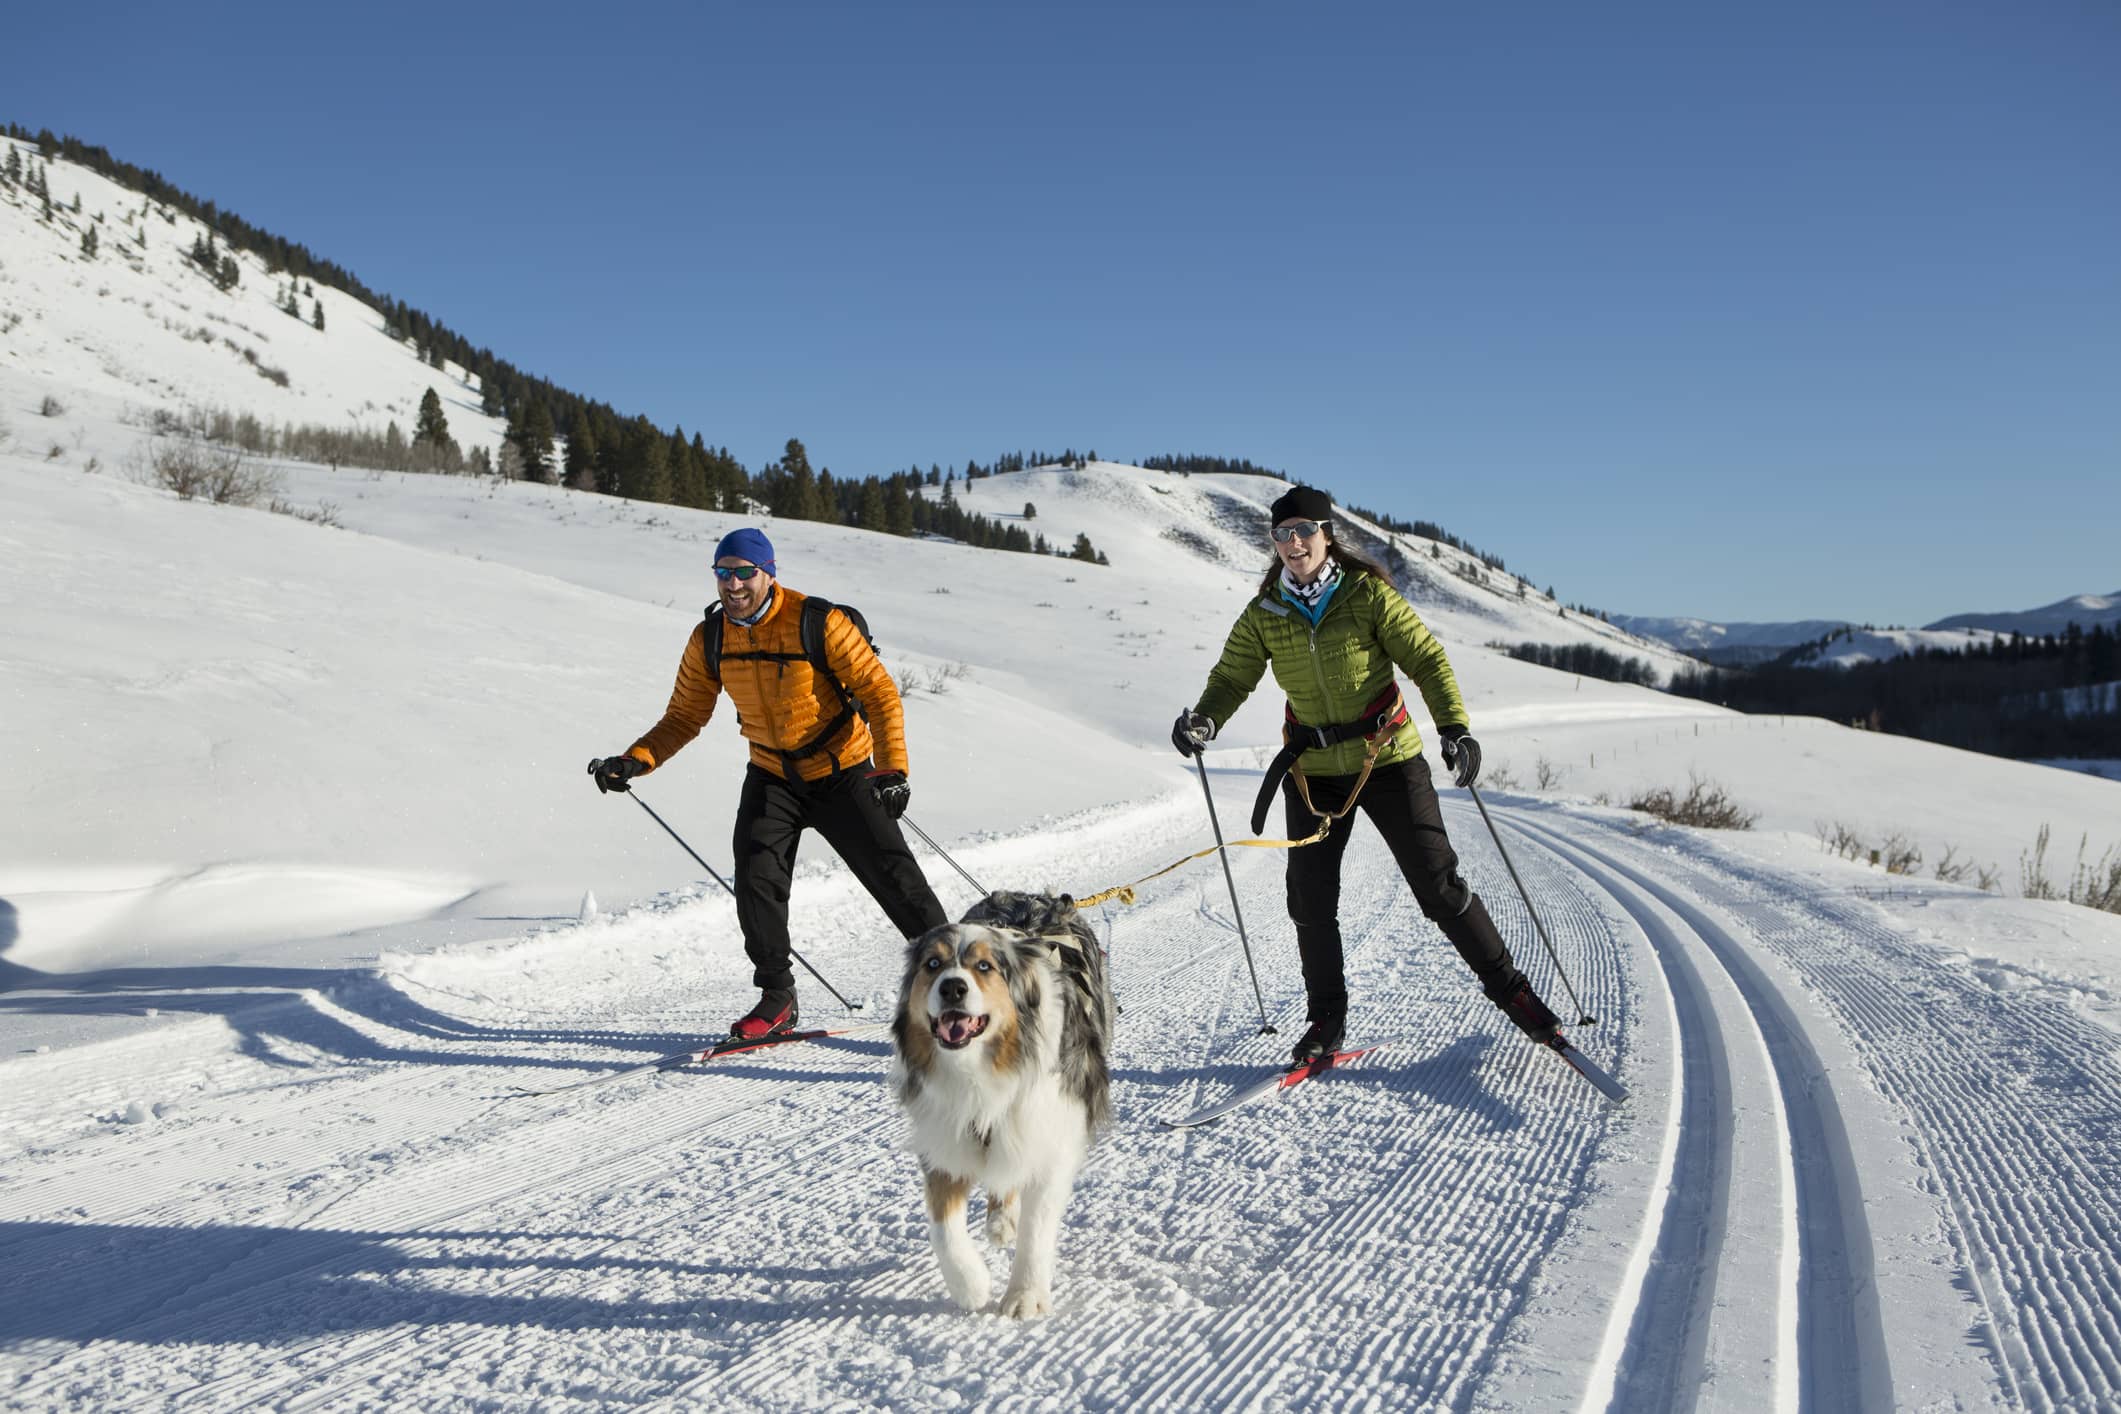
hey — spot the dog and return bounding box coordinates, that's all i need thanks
[890,890,1116,1318]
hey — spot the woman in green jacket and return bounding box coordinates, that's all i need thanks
[1172,486,1563,1064]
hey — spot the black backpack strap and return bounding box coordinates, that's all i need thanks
[799,598,838,684]
[702,603,725,681]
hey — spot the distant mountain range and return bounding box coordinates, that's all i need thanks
[1615,591,2121,668]
[1927,592,2121,638]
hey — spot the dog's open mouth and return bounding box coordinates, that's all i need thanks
[932,1011,990,1049]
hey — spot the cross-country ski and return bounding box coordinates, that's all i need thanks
[504,1023,889,1098]
[1163,1036,1403,1128]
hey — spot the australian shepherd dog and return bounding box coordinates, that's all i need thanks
[890,891,1116,1318]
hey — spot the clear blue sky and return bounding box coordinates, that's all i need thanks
[18,1,2119,624]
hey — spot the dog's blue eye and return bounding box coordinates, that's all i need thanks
[924,957,942,971]
[976,960,993,973]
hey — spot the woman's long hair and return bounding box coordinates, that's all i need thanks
[1256,526,1393,597]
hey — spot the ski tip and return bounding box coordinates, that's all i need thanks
[1551,1039,1630,1103]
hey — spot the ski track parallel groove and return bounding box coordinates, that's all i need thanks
[1489,818,1733,1414]
[1622,822,2121,1414]
[1508,810,1895,1414]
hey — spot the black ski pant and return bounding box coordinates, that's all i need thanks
[732,762,948,993]
[1282,753,1519,1020]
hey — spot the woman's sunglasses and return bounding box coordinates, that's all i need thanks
[713,564,767,581]
[1271,520,1328,543]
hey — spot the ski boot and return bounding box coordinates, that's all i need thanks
[1488,973,1562,1046]
[730,988,799,1041]
[1290,1007,1346,1065]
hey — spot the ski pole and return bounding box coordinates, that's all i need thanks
[1464,782,1593,1026]
[1194,755,1276,1036]
[900,814,987,898]
[619,784,864,1014]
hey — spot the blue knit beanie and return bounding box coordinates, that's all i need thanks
[713,527,777,574]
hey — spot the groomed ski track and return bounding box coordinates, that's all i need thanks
[5,773,2118,1410]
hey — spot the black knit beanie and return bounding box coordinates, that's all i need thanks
[1269,485,1334,526]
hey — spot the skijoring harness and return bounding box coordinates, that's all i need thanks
[1249,683,1410,835]
[1072,683,1411,910]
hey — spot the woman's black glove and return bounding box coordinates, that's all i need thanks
[868,770,912,820]
[1171,709,1215,758]
[1438,727,1482,789]
[588,755,649,794]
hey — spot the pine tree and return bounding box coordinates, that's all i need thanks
[563,422,600,492]
[312,299,325,330]
[1023,501,1036,519]
[632,418,672,502]
[79,225,97,258]
[773,437,823,520]
[858,477,887,530]
[415,388,451,447]
[515,401,556,483]
[884,477,915,535]
[3,146,20,185]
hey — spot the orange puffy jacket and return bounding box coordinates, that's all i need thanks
[625,586,909,783]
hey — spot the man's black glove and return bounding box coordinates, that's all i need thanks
[1438,727,1482,789]
[868,769,912,820]
[588,755,649,794]
[1171,708,1214,758]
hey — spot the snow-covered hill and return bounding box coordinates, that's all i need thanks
[1927,590,2121,638]
[1617,590,2119,669]
[7,135,2121,1411]
[1609,613,1855,665]
[0,135,506,470]
[1782,623,2007,669]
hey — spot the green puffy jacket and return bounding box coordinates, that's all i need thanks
[1192,572,1470,776]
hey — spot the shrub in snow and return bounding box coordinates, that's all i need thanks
[135,437,282,506]
[1628,773,1756,830]
[39,394,63,417]
[1877,832,1923,876]
[2022,824,2121,913]
[267,497,342,528]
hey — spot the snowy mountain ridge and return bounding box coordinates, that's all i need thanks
[1927,589,2121,638]
[1617,589,2121,669]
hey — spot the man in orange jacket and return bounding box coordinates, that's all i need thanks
[589,527,946,1039]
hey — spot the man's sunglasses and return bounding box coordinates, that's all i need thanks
[1271,520,1329,543]
[713,564,767,581]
